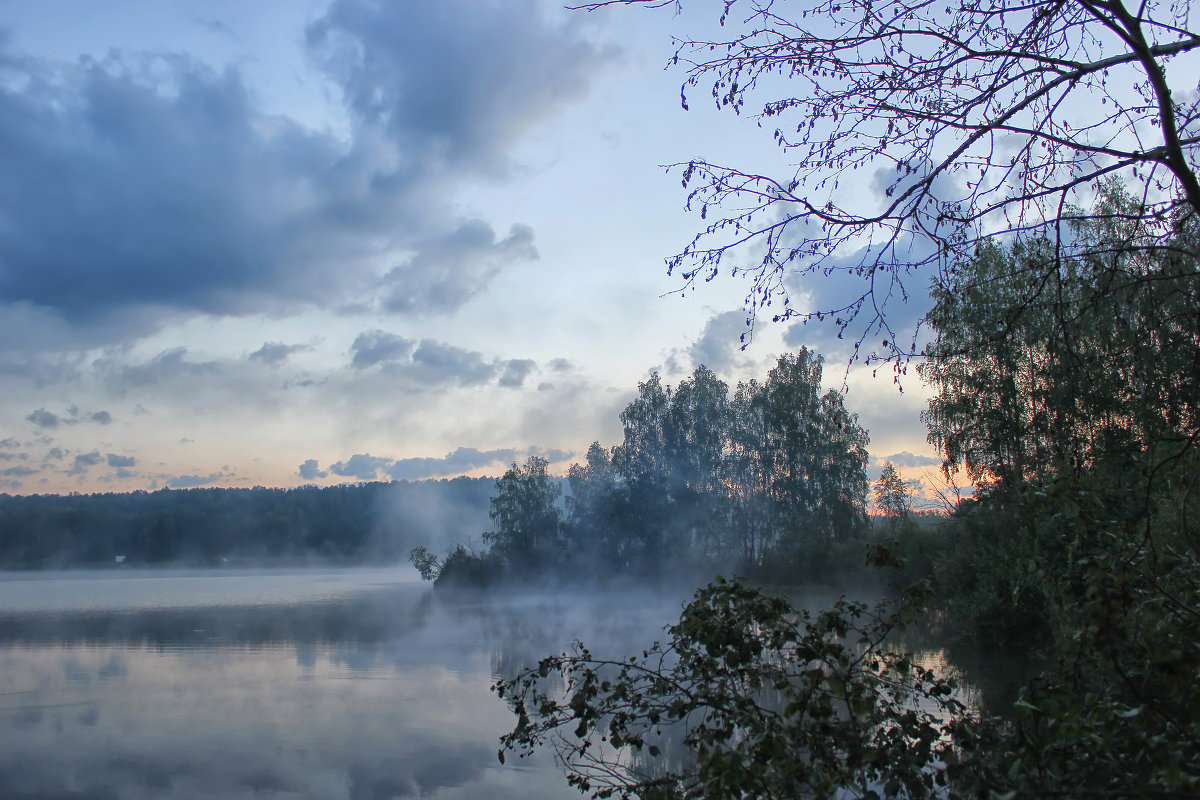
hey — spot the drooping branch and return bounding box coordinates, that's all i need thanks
[575,0,1200,363]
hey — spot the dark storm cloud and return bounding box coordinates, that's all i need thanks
[385,447,518,481]
[690,310,749,373]
[113,347,218,387]
[0,438,19,448]
[24,406,113,430]
[307,0,605,173]
[250,342,311,367]
[382,221,537,314]
[70,451,103,475]
[0,1,607,336]
[298,459,328,480]
[168,473,225,489]
[0,50,323,318]
[326,445,570,482]
[2,465,37,477]
[532,447,574,464]
[349,334,515,388]
[350,330,415,369]
[781,235,938,361]
[498,359,537,388]
[329,453,394,481]
[409,340,497,386]
[25,408,60,429]
[106,454,136,468]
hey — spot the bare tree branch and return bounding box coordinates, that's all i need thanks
[575,0,1200,365]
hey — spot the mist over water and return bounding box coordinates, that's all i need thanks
[0,567,696,800]
[0,567,419,614]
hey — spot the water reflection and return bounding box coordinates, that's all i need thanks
[0,569,692,800]
[0,570,981,799]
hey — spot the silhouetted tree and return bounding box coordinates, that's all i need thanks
[873,461,910,522]
[755,349,870,544]
[610,373,680,566]
[564,354,869,574]
[483,456,564,573]
[921,184,1200,485]
[565,442,625,568]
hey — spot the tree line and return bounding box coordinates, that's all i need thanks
[0,478,493,569]
[412,348,873,586]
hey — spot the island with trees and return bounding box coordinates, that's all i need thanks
[411,349,874,588]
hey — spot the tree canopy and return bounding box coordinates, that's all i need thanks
[484,455,565,573]
[921,182,1200,484]
[415,351,871,585]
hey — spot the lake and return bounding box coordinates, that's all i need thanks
[0,567,696,800]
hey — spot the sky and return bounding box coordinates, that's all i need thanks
[0,0,942,495]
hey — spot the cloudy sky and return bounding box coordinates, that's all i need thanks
[0,0,940,495]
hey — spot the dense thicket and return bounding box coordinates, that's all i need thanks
[416,349,872,586]
[0,477,492,569]
[922,183,1200,486]
[919,186,1199,644]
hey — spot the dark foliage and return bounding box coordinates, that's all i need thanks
[496,578,967,800]
[0,477,493,569]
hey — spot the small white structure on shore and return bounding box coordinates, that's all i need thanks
[114,555,126,564]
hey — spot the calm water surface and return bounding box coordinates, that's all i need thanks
[0,567,692,800]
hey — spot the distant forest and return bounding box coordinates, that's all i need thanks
[0,477,494,569]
